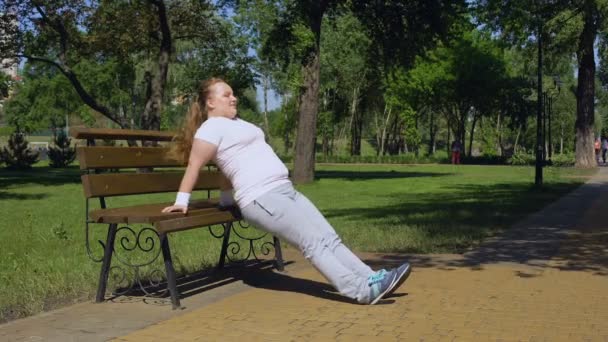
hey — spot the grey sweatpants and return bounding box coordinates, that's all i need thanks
[240,183,374,303]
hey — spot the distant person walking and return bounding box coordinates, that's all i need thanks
[451,140,462,164]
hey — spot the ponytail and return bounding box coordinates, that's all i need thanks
[168,77,225,164]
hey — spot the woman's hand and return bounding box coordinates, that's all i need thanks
[162,205,188,214]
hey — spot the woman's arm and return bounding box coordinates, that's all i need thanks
[162,139,218,213]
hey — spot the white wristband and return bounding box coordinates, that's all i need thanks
[219,190,235,207]
[174,192,191,207]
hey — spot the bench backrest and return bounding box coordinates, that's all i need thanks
[71,128,229,199]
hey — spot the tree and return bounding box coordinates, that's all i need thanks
[0,0,225,132]
[1,130,39,169]
[384,29,516,157]
[320,12,372,156]
[474,0,607,167]
[3,62,90,133]
[48,130,76,168]
[227,0,467,183]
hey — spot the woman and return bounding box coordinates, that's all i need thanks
[162,78,411,304]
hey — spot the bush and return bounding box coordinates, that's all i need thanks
[313,153,449,164]
[461,155,508,165]
[508,151,536,166]
[549,153,575,167]
[1,131,39,169]
[48,131,76,168]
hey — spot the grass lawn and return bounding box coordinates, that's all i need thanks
[0,163,595,322]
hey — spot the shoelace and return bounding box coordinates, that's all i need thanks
[367,269,388,285]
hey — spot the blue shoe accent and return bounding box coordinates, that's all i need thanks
[367,269,396,305]
[385,263,411,297]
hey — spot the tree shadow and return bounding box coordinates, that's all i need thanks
[314,169,450,181]
[0,166,81,188]
[354,180,608,276]
[0,190,49,200]
[324,182,581,250]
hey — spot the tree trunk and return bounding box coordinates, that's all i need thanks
[428,110,435,155]
[446,117,451,157]
[514,125,521,154]
[575,0,597,168]
[496,111,503,156]
[262,75,271,137]
[293,52,320,183]
[380,106,392,155]
[349,86,361,156]
[293,2,327,184]
[140,0,171,136]
[468,114,478,157]
[560,122,564,154]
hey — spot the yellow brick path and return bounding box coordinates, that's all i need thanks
[114,261,608,341]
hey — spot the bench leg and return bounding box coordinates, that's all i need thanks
[159,233,181,309]
[273,236,284,271]
[217,223,232,271]
[96,223,117,303]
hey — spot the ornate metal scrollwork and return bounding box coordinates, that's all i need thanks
[106,225,167,298]
[88,218,279,301]
[221,220,278,263]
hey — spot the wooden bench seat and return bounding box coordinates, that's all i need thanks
[89,199,227,224]
[72,128,283,309]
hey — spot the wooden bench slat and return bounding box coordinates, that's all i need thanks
[76,147,182,169]
[89,199,230,224]
[155,209,241,234]
[81,171,229,198]
[71,128,176,141]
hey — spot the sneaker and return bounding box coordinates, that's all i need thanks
[384,263,412,297]
[367,269,397,305]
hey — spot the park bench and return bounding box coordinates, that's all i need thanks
[71,127,284,309]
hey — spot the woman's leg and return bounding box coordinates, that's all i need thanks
[291,189,374,279]
[240,184,372,303]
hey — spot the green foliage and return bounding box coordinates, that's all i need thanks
[1,0,255,131]
[508,151,535,166]
[550,153,576,167]
[401,107,422,153]
[314,153,448,164]
[0,73,10,99]
[3,63,90,133]
[0,131,39,170]
[48,131,76,168]
[507,151,575,167]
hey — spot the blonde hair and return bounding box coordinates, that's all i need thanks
[169,77,226,163]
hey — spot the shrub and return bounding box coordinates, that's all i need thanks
[549,153,575,167]
[508,151,535,166]
[313,153,449,164]
[48,130,76,168]
[1,131,39,169]
[461,155,508,165]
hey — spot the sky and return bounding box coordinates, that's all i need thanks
[255,84,281,112]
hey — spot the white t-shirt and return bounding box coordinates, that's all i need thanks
[194,117,290,207]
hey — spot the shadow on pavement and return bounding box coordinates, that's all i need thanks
[360,179,608,277]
